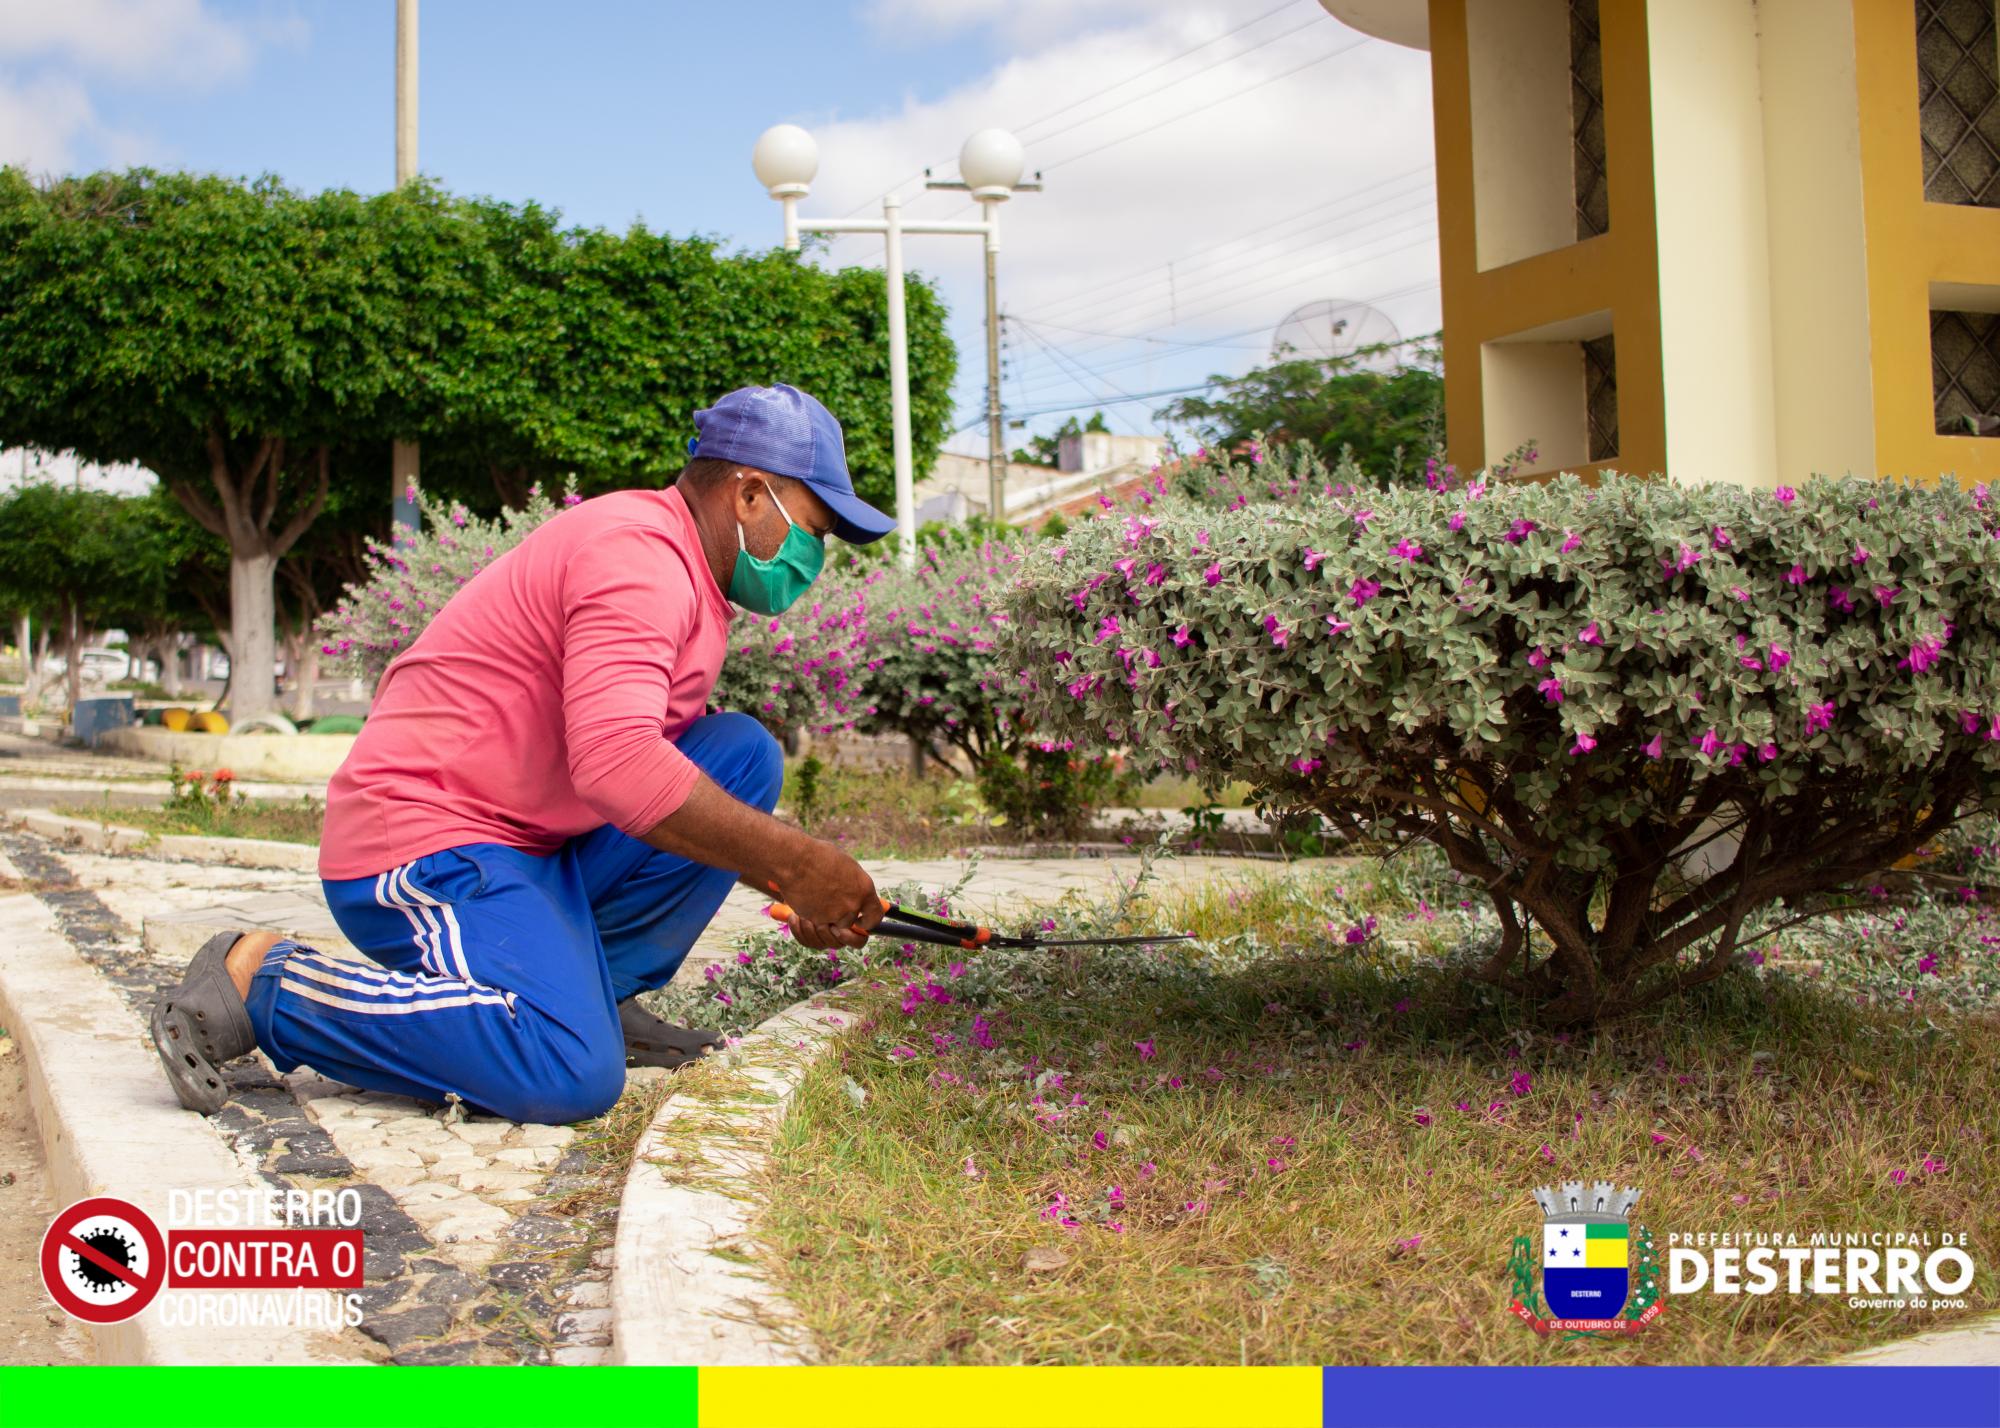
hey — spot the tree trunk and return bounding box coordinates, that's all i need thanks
[12,612,26,683]
[162,636,184,697]
[228,551,279,722]
[288,630,320,721]
[64,597,82,715]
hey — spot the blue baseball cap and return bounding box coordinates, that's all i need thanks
[686,384,896,545]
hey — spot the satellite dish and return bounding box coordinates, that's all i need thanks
[1271,299,1402,369]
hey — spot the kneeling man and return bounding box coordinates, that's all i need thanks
[151,385,887,1123]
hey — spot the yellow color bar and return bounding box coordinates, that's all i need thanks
[1584,1239,1629,1269]
[698,1367,1322,1428]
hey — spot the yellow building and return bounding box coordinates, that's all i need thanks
[1320,0,2000,487]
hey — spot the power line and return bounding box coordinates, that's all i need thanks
[1019,11,1330,154]
[828,0,1311,227]
[1040,35,1375,172]
[1000,278,1442,406]
[1003,219,1441,379]
[1016,163,1434,320]
[1024,193,1438,333]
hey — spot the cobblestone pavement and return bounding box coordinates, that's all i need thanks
[0,822,1293,1365]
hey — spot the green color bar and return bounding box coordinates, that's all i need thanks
[0,1366,698,1428]
[1585,1222,1628,1239]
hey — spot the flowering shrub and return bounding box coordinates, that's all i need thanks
[165,765,239,823]
[317,480,577,683]
[782,541,1024,762]
[999,473,2000,1021]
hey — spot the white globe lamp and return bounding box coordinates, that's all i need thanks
[752,124,818,198]
[958,128,1025,201]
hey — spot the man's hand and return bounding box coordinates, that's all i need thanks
[642,770,882,949]
[774,839,882,950]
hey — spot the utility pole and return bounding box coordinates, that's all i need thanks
[390,0,420,543]
[983,207,1004,526]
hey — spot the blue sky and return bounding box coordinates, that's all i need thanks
[0,0,1440,462]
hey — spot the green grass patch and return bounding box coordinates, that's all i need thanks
[56,796,326,845]
[752,861,1998,1365]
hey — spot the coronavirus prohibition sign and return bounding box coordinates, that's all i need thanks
[39,1197,167,1323]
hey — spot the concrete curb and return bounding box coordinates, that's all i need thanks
[0,895,363,1364]
[0,808,319,872]
[609,995,851,1366]
[4,807,147,853]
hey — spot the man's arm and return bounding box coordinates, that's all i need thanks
[641,771,883,949]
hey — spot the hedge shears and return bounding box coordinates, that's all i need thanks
[764,895,1194,952]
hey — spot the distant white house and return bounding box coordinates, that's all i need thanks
[914,431,1166,529]
[0,447,157,495]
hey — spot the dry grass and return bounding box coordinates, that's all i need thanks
[755,868,1998,1365]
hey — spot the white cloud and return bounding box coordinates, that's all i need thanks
[0,1,299,176]
[0,0,297,84]
[0,74,100,172]
[801,2,1439,441]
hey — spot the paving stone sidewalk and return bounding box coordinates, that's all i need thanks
[2,827,1287,1364]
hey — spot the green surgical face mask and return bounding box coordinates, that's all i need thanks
[727,479,824,615]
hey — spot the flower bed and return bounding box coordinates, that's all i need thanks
[1000,470,2000,1020]
[729,853,1998,1365]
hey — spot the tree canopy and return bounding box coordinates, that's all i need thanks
[0,167,959,714]
[1159,340,1442,481]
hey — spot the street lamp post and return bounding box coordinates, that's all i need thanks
[753,125,1038,567]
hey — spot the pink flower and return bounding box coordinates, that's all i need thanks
[1414,1111,1432,1127]
[1398,1235,1423,1253]
[1349,578,1382,606]
[1805,701,1836,736]
[1539,1143,1556,1164]
[1303,548,1326,571]
[1774,486,1797,503]
[1264,615,1289,648]
[1874,586,1899,607]
[1448,511,1466,531]
[1758,743,1778,761]
[1504,518,1538,544]
[1769,645,1791,670]
[1889,1169,1908,1186]
[1509,1071,1533,1097]
[1135,1038,1156,1061]
[1267,1156,1288,1173]
[1785,564,1807,585]
[1561,529,1582,553]
[1538,677,1564,704]
[1713,526,1733,549]
[1570,733,1596,756]
[1851,543,1870,565]
[1204,563,1222,587]
[1643,734,1664,759]
[1578,621,1602,645]
[1093,1130,1109,1150]
[1393,537,1423,562]
[1326,616,1352,635]
[1650,1133,1669,1144]
[1353,509,1375,529]
[1694,728,1723,756]
[1829,586,1856,613]
[1922,1157,1947,1174]
[1172,624,1192,647]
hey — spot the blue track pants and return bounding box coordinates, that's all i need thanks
[245,712,782,1124]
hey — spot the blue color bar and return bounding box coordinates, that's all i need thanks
[1321,1367,2000,1428]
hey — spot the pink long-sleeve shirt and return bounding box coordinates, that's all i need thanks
[319,486,735,881]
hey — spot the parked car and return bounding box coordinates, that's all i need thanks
[40,648,152,684]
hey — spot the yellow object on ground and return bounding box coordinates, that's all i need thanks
[159,707,191,731]
[192,711,229,735]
